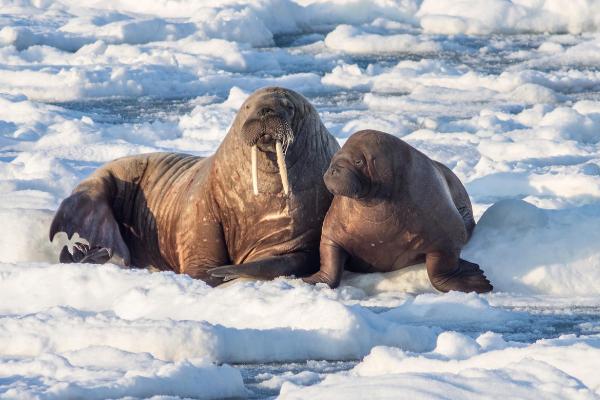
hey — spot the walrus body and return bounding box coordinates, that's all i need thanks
[304,130,492,293]
[50,87,340,285]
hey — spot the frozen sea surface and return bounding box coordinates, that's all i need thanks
[240,302,600,398]
[1,0,600,399]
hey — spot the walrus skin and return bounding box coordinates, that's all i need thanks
[303,130,492,293]
[49,87,340,285]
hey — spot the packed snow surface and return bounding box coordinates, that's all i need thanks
[1,0,600,399]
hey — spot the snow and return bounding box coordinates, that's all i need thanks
[1,353,246,400]
[1,0,600,398]
[280,334,600,399]
[465,200,600,295]
[417,0,600,35]
[324,25,440,54]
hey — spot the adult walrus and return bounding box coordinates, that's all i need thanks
[304,130,492,293]
[49,87,340,285]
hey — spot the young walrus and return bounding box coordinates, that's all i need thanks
[304,130,492,293]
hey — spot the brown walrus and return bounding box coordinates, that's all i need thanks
[49,87,340,285]
[303,130,492,293]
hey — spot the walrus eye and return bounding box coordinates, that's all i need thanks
[283,100,294,114]
[354,159,364,166]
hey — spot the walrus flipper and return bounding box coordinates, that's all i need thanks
[59,242,113,263]
[302,239,348,288]
[50,191,131,265]
[208,252,317,284]
[427,252,492,294]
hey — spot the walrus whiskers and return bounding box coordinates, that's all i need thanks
[251,144,259,195]
[275,140,289,195]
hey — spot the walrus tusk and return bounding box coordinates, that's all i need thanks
[275,140,289,195]
[251,144,259,195]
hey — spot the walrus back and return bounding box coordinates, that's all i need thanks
[433,161,476,239]
[105,153,207,270]
[50,152,208,270]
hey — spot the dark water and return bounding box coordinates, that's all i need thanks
[238,360,356,399]
[51,97,195,124]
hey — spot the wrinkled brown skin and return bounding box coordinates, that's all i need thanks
[304,130,492,293]
[49,87,340,286]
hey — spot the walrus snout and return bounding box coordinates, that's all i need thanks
[256,134,276,153]
[242,115,293,150]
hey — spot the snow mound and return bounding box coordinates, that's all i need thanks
[465,199,600,296]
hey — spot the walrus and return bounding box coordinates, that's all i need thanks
[49,87,340,285]
[303,130,492,293]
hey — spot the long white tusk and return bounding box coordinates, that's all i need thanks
[251,144,259,195]
[275,140,289,195]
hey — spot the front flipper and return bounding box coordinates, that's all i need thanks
[208,252,317,284]
[302,239,348,288]
[50,191,130,265]
[427,252,492,293]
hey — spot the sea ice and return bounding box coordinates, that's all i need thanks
[1,0,599,398]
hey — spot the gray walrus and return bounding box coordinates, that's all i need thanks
[49,87,340,286]
[303,130,492,293]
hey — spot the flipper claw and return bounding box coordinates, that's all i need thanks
[49,192,130,265]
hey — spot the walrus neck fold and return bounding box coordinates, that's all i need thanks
[345,195,395,224]
[343,177,397,224]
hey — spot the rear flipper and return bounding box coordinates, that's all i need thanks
[50,191,130,266]
[59,242,112,264]
[427,252,492,293]
[207,252,317,285]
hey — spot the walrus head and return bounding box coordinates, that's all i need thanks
[324,130,397,200]
[239,87,308,195]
